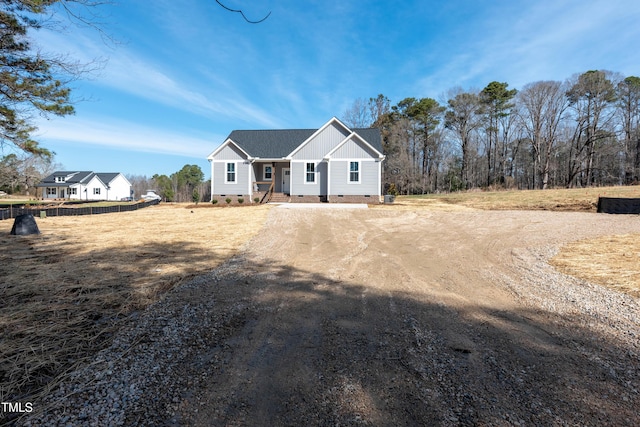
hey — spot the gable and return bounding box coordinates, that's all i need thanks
[330,136,381,159]
[96,173,120,185]
[85,174,106,188]
[290,122,350,159]
[210,142,249,161]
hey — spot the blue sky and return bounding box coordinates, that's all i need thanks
[29,0,640,178]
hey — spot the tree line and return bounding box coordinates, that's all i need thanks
[0,155,209,203]
[128,165,210,203]
[343,70,640,193]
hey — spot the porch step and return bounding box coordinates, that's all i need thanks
[269,192,290,203]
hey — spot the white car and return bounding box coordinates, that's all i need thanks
[141,190,161,201]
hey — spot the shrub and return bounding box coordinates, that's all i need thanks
[225,197,232,204]
[253,197,260,203]
[211,199,218,204]
[237,198,244,204]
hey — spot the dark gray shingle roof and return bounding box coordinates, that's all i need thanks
[228,129,315,158]
[226,128,382,158]
[39,171,93,185]
[96,173,121,185]
[38,171,123,187]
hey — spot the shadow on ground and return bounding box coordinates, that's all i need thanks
[167,257,639,426]
[0,237,220,426]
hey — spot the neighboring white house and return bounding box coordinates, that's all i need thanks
[37,171,132,201]
[207,117,385,203]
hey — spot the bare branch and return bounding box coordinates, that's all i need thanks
[215,0,271,24]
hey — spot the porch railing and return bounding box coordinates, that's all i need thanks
[254,181,275,204]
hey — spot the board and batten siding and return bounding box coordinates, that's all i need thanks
[291,123,350,160]
[330,137,379,160]
[213,144,247,161]
[329,160,380,196]
[290,161,327,195]
[211,161,251,195]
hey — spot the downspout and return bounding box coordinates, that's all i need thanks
[247,159,255,197]
[379,156,386,199]
[208,159,213,202]
[378,158,382,196]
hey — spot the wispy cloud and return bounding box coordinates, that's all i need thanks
[36,116,220,158]
[413,0,640,96]
[36,26,282,128]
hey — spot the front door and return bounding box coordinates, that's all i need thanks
[282,168,290,194]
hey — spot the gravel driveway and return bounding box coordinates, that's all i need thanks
[19,207,640,426]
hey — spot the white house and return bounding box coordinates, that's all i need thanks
[37,171,132,201]
[207,117,385,203]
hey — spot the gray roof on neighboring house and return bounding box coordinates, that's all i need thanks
[95,173,121,185]
[226,128,382,158]
[37,171,124,187]
[37,171,92,186]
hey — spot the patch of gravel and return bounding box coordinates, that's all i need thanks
[487,244,640,421]
[505,245,640,356]
[11,210,640,426]
[16,259,250,427]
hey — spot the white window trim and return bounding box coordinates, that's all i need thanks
[93,187,101,195]
[225,162,237,184]
[263,164,273,181]
[348,161,361,184]
[305,162,316,184]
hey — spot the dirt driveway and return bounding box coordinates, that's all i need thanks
[23,206,640,426]
[171,206,639,426]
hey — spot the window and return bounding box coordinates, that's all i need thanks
[226,162,236,183]
[47,188,56,196]
[55,176,66,183]
[263,165,273,180]
[349,161,360,183]
[69,188,77,195]
[93,188,101,195]
[305,163,315,183]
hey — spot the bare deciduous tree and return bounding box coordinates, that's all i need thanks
[518,81,569,189]
[341,98,371,128]
[445,89,482,189]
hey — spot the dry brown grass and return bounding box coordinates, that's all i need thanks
[371,197,476,211]
[0,203,271,402]
[2,187,639,403]
[391,185,640,211]
[551,234,640,298]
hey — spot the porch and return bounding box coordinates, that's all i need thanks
[252,161,290,203]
